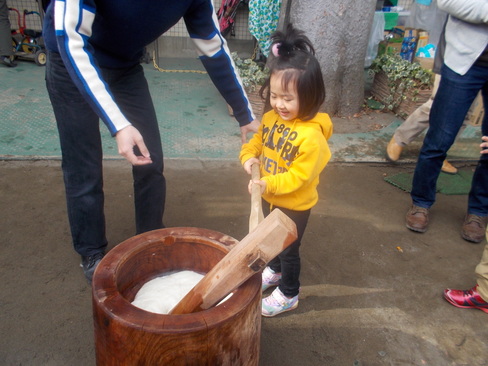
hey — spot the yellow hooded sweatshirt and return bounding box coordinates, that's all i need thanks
[240,110,333,211]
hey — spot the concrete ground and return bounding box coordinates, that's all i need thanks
[1,59,487,365]
[1,159,487,366]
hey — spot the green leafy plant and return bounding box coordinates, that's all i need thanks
[231,52,269,92]
[369,54,433,113]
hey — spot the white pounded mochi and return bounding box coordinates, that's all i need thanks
[131,270,204,314]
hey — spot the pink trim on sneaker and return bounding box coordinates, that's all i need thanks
[262,266,281,292]
[262,287,298,317]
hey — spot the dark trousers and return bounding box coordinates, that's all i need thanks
[263,201,311,298]
[45,52,165,257]
[0,0,12,57]
[411,63,488,216]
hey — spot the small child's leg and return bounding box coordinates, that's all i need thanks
[262,266,282,292]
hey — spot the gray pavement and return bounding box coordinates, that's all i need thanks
[1,159,487,365]
[1,55,487,366]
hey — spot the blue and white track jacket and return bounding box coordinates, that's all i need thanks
[43,0,255,135]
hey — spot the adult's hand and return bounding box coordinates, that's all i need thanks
[240,119,260,144]
[481,135,488,154]
[115,125,152,166]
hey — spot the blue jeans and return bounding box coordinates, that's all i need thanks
[263,201,311,298]
[411,63,488,216]
[46,52,165,257]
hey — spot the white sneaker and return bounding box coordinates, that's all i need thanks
[262,287,298,317]
[261,266,281,292]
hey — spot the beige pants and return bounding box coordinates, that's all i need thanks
[393,74,441,146]
[475,232,488,301]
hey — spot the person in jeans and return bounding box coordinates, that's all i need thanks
[42,0,260,283]
[406,0,488,244]
[444,135,488,313]
[386,17,458,174]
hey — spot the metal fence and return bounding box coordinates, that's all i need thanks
[163,0,252,41]
[7,0,43,31]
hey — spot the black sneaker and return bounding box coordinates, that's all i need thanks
[81,252,105,284]
[0,56,17,68]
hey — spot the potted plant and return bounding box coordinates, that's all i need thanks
[368,53,434,118]
[229,52,269,118]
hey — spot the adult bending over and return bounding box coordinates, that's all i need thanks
[43,0,260,283]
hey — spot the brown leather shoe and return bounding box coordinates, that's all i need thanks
[386,137,403,162]
[461,214,487,243]
[441,160,458,174]
[406,205,429,233]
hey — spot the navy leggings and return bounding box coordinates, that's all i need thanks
[263,200,311,298]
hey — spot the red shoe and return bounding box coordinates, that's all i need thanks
[443,286,488,313]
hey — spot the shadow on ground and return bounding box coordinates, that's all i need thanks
[1,160,487,365]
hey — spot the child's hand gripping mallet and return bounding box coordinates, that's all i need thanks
[169,164,297,315]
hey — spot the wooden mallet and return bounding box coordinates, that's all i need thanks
[170,164,296,314]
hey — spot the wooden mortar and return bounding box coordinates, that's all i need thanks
[92,227,261,366]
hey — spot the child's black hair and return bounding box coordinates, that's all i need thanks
[260,24,326,121]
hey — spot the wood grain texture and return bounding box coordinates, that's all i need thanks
[249,163,264,232]
[170,209,297,315]
[92,228,261,365]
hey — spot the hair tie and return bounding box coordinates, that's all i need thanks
[271,43,281,57]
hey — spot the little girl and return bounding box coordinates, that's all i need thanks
[240,24,333,317]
